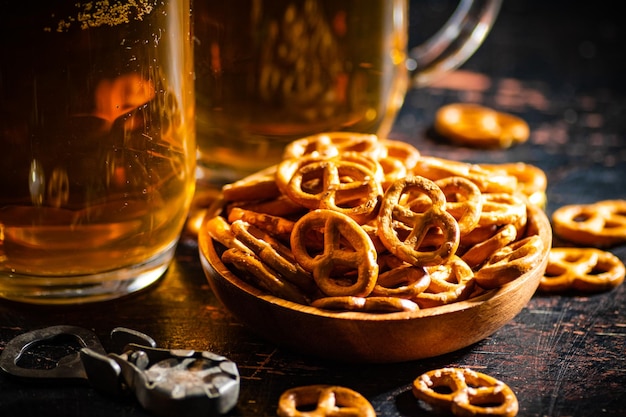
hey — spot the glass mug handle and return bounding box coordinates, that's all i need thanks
[408,0,503,87]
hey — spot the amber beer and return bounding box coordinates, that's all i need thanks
[0,1,196,303]
[194,0,408,185]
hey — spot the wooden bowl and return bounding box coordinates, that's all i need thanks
[198,201,551,363]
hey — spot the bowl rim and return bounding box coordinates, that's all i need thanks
[198,196,552,322]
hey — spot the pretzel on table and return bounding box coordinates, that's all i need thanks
[412,367,519,417]
[277,384,376,417]
[539,247,625,293]
[552,199,626,247]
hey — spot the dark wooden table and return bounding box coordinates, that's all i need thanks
[2,1,625,416]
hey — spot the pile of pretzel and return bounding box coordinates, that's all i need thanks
[204,132,551,313]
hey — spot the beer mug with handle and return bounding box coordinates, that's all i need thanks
[194,0,502,186]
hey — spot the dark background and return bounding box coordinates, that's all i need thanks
[1,1,625,416]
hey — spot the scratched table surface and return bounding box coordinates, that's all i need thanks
[1,1,625,416]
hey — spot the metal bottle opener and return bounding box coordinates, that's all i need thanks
[0,325,240,417]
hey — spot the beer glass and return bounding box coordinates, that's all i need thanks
[193,0,502,187]
[0,1,196,304]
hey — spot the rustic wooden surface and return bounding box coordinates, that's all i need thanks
[1,1,625,416]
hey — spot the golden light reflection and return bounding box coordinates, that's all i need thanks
[93,73,155,126]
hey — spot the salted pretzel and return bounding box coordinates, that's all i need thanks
[415,256,475,308]
[481,162,547,207]
[552,200,626,247]
[414,156,518,194]
[474,235,544,289]
[461,224,517,269]
[227,207,295,237]
[282,132,382,160]
[436,176,483,236]
[290,209,378,297]
[371,264,431,298]
[204,215,251,254]
[539,247,625,293]
[434,102,529,149]
[496,111,530,146]
[311,295,419,313]
[377,176,460,267]
[478,193,527,230]
[277,385,376,417]
[413,367,519,417]
[221,248,309,304]
[277,155,383,224]
[229,220,316,294]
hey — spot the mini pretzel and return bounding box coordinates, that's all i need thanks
[412,367,519,417]
[290,209,378,297]
[279,155,382,224]
[204,215,250,253]
[371,264,431,298]
[461,224,517,269]
[227,207,295,237]
[377,139,422,188]
[434,103,529,149]
[377,176,460,267]
[436,176,483,236]
[414,156,518,194]
[221,248,309,304]
[277,385,376,417]
[379,139,421,169]
[229,220,316,294]
[282,132,382,160]
[474,235,544,289]
[539,247,625,293]
[311,295,419,313]
[478,193,527,229]
[481,162,547,207]
[415,256,475,308]
[552,200,626,247]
